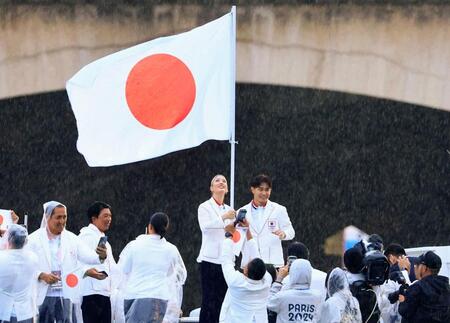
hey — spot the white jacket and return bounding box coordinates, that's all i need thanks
[118,234,185,301]
[27,228,101,306]
[197,198,232,264]
[240,200,295,266]
[78,224,118,297]
[0,249,39,321]
[221,238,272,323]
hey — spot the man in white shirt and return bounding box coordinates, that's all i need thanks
[239,174,295,267]
[0,225,38,323]
[79,201,117,323]
[221,221,273,323]
[27,201,107,323]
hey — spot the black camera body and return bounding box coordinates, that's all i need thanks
[355,239,390,286]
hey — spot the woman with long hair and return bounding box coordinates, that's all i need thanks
[197,174,236,323]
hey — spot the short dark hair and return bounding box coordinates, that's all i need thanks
[430,268,440,275]
[250,174,272,188]
[247,258,266,280]
[149,212,169,239]
[384,243,406,257]
[288,242,310,260]
[368,234,384,248]
[344,247,364,274]
[87,201,111,223]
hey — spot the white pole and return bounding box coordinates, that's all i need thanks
[230,6,237,209]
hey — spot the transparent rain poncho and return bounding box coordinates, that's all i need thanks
[162,250,187,323]
[28,200,98,323]
[115,234,187,323]
[0,224,39,322]
[318,268,362,323]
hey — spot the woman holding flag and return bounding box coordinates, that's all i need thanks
[197,174,236,323]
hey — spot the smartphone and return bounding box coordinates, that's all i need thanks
[235,209,247,224]
[287,255,297,267]
[98,270,109,277]
[98,236,108,247]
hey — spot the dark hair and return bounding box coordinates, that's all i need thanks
[344,247,365,274]
[368,234,384,247]
[265,264,277,283]
[87,201,111,223]
[430,268,440,275]
[149,212,169,239]
[384,243,406,257]
[249,174,272,188]
[247,258,266,280]
[288,242,310,260]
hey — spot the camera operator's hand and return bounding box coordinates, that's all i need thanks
[388,290,400,304]
[276,265,289,283]
[221,210,236,221]
[272,230,286,240]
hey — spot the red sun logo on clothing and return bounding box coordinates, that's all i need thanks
[66,274,78,288]
[0,215,3,225]
[125,54,196,130]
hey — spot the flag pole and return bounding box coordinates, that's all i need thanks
[230,6,237,209]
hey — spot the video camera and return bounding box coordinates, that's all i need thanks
[354,239,390,286]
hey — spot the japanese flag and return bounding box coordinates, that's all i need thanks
[0,209,12,231]
[66,9,234,167]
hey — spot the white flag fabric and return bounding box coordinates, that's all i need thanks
[67,10,234,167]
[0,209,12,231]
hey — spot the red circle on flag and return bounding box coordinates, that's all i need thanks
[0,215,3,225]
[66,274,78,288]
[232,230,241,243]
[125,54,196,130]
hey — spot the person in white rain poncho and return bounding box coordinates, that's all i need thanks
[318,268,362,323]
[267,259,323,323]
[0,225,38,323]
[27,201,107,323]
[118,212,186,323]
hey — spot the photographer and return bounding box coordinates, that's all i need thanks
[344,247,379,322]
[398,251,450,322]
[267,259,323,322]
[221,218,272,323]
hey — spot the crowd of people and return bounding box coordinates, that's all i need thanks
[0,173,449,323]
